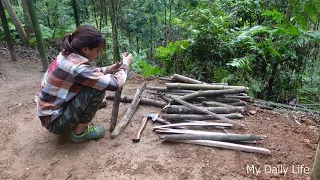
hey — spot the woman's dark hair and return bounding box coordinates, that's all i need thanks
[61,24,105,56]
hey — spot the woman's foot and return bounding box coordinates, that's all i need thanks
[71,125,106,142]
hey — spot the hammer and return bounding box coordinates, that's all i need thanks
[132,114,170,142]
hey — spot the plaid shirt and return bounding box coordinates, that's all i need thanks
[37,52,128,128]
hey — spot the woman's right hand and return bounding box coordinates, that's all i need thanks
[122,53,133,67]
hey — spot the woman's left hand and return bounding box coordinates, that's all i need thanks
[106,62,121,73]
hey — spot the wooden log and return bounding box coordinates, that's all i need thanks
[166,105,244,114]
[161,113,244,121]
[171,74,203,84]
[167,95,244,128]
[110,90,122,132]
[169,140,271,155]
[153,122,233,129]
[160,134,264,141]
[111,82,146,138]
[106,94,167,108]
[180,88,249,101]
[146,86,196,93]
[166,83,247,90]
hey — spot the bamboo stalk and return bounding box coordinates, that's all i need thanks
[161,113,244,121]
[111,82,146,138]
[168,95,244,128]
[105,94,167,108]
[153,122,233,129]
[202,101,233,107]
[169,140,271,155]
[166,83,247,90]
[171,74,203,84]
[160,134,264,141]
[154,128,225,135]
[180,88,249,101]
[166,105,244,114]
[146,86,196,93]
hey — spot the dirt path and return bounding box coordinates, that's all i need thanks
[0,54,319,180]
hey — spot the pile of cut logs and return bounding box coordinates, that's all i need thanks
[106,74,271,155]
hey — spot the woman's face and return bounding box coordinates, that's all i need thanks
[82,45,102,62]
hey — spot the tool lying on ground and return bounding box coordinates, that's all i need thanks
[132,113,171,142]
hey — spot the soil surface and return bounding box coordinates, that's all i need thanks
[0,49,319,180]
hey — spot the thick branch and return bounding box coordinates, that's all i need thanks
[111,83,146,138]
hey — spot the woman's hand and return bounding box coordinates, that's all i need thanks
[122,53,133,67]
[106,62,121,73]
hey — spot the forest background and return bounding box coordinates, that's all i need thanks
[0,0,319,109]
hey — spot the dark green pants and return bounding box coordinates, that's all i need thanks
[48,86,105,134]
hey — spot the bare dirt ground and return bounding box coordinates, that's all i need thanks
[0,50,319,180]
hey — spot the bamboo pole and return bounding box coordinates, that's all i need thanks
[166,105,244,114]
[146,86,196,93]
[180,88,249,101]
[111,83,146,138]
[153,122,233,129]
[105,94,167,108]
[167,95,244,128]
[160,134,264,141]
[169,140,271,155]
[166,83,247,90]
[171,74,203,84]
[161,113,244,121]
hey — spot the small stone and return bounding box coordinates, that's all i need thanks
[18,103,22,107]
[26,167,29,170]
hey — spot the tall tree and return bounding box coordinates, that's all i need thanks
[26,0,48,71]
[2,0,29,45]
[21,0,34,39]
[72,0,80,27]
[0,0,17,61]
[109,0,120,63]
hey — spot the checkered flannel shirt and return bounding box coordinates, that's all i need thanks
[37,52,128,128]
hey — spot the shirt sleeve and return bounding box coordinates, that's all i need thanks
[73,63,128,91]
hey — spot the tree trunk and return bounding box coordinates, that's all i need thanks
[163,0,167,46]
[180,88,249,101]
[2,0,29,45]
[72,0,80,28]
[0,0,17,61]
[26,0,48,71]
[98,0,103,30]
[91,0,98,28]
[21,0,33,39]
[109,0,120,62]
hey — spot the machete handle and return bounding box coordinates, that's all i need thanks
[132,116,148,142]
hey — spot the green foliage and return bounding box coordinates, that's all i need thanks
[131,51,165,76]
